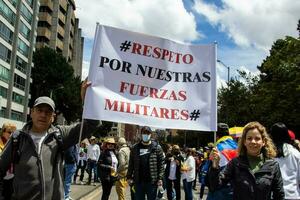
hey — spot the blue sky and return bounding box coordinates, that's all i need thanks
[76,0,300,87]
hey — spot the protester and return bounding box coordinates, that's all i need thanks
[0,123,16,152]
[127,126,165,200]
[181,148,196,200]
[87,136,101,185]
[64,145,78,200]
[0,123,16,200]
[198,146,212,200]
[206,122,237,200]
[208,121,284,200]
[270,122,300,199]
[115,137,130,200]
[192,148,201,190]
[165,145,183,200]
[73,142,88,185]
[0,80,101,199]
[98,137,118,200]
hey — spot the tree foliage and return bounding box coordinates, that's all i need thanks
[218,35,300,134]
[31,47,82,123]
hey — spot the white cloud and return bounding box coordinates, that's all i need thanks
[193,0,300,50]
[76,0,199,42]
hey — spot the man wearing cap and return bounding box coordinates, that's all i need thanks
[0,80,101,200]
[87,136,101,185]
[127,126,165,200]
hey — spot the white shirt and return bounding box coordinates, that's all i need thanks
[110,151,118,172]
[275,143,300,199]
[181,155,196,182]
[87,144,100,161]
[168,158,177,180]
[29,131,47,155]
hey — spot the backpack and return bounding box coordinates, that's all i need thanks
[2,129,63,199]
[11,129,63,171]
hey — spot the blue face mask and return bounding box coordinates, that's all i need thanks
[142,134,151,142]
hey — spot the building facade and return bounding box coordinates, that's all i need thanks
[0,0,84,128]
[36,0,83,77]
[0,0,39,127]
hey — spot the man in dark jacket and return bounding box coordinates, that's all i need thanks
[0,80,101,200]
[127,126,165,200]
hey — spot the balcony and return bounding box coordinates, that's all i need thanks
[57,25,65,38]
[40,0,53,11]
[38,12,52,25]
[56,39,63,51]
[58,11,66,24]
[59,0,67,12]
[37,27,51,40]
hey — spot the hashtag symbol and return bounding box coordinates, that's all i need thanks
[119,40,132,52]
[190,110,201,121]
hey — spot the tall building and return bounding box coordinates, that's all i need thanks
[36,0,84,77]
[0,0,39,128]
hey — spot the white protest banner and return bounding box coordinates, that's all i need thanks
[83,24,217,131]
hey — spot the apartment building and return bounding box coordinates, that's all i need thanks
[36,0,83,77]
[0,0,39,127]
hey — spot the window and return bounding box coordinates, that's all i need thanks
[0,85,7,98]
[8,0,17,7]
[19,21,31,40]
[18,38,29,57]
[20,3,32,25]
[39,6,52,13]
[25,0,33,8]
[12,92,24,104]
[13,74,25,90]
[11,110,23,121]
[0,107,6,117]
[0,21,13,44]
[37,21,50,28]
[0,0,16,25]
[0,43,11,63]
[16,56,27,73]
[0,64,9,83]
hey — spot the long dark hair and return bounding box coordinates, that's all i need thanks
[270,122,291,157]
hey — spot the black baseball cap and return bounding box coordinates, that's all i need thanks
[141,126,152,134]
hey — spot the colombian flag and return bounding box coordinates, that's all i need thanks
[216,136,238,161]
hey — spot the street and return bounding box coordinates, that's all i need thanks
[71,181,207,200]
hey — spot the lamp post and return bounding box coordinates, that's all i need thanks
[217,59,230,83]
[50,86,64,98]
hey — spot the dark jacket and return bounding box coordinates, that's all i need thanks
[165,153,184,180]
[98,149,117,182]
[127,140,165,185]
[207,155,285,200]
[64,145,78,164]
[0,119,100,200]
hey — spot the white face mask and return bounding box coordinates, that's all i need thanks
[142,134,151,142]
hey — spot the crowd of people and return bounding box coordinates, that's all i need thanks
[0,80,299,200]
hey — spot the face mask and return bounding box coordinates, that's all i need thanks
[142,134,151,142]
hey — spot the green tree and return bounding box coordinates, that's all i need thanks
[256,36,300,131]
[31,47,82,123]
[217,71,257,127]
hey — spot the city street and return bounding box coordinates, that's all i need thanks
[71,181,207,200]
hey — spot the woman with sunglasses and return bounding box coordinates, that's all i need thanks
[98,137,119,200]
